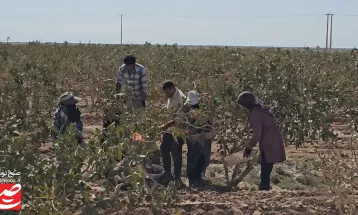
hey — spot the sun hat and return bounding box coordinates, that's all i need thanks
[59,92,81,105]
[187,90,200,105]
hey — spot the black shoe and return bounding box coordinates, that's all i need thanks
[197,178,210,186]
[189,178,209,188]
[189,179,204,188]
[258,184,271,191]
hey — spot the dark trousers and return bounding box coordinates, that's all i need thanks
[132,98,146,109]
[187,153,205,181]
[160,133,183,180]
[259,152,274,191]
[202,140,212,177]
[186,139,211,181]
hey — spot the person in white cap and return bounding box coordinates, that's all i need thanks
[52,92,84,147]
[184,90,213,188]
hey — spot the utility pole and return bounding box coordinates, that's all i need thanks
[120,14,123,45]
[330,14,334,51]
[325,13,334,52]
[325,14,329,52]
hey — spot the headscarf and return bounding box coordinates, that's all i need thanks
[59,92,81,106]
[187,90,200,106]
[236,91,273,117]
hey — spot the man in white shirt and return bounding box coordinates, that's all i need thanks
[159,81,186,188]
[115,55,148,109]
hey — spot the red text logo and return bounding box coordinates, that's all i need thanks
[0,184,22,210]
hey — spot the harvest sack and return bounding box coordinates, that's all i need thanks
[223,149,259,168]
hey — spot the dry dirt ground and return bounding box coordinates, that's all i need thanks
[39,106,346,215]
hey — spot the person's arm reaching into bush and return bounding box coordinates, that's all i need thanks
[244,110,262,158]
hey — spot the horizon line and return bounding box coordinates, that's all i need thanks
[0,41,356,50]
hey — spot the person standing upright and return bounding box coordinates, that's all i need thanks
[115,55,148,109]
[184,90,214,188]
[159,81,186,188]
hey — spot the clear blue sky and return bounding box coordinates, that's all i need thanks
[1,0,358,48]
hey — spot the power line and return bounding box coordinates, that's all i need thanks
[124,13,358,20]
[125,14,323,20]
[338,14,358,17]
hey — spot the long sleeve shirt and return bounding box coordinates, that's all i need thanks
[166,87,186,114]
[247,108,286,163]
[160,88,187,129]
[115,63,148,99]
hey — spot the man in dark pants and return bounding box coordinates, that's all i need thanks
[160,133,184,186]
[159,81,187,188]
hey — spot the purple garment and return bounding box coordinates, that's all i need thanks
[248,108,286,164]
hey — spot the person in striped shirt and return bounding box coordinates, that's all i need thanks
[115,55,148,109]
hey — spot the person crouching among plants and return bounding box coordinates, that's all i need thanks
[52,92,84,148]
[184,90,215,188]
[236,91,286,191]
